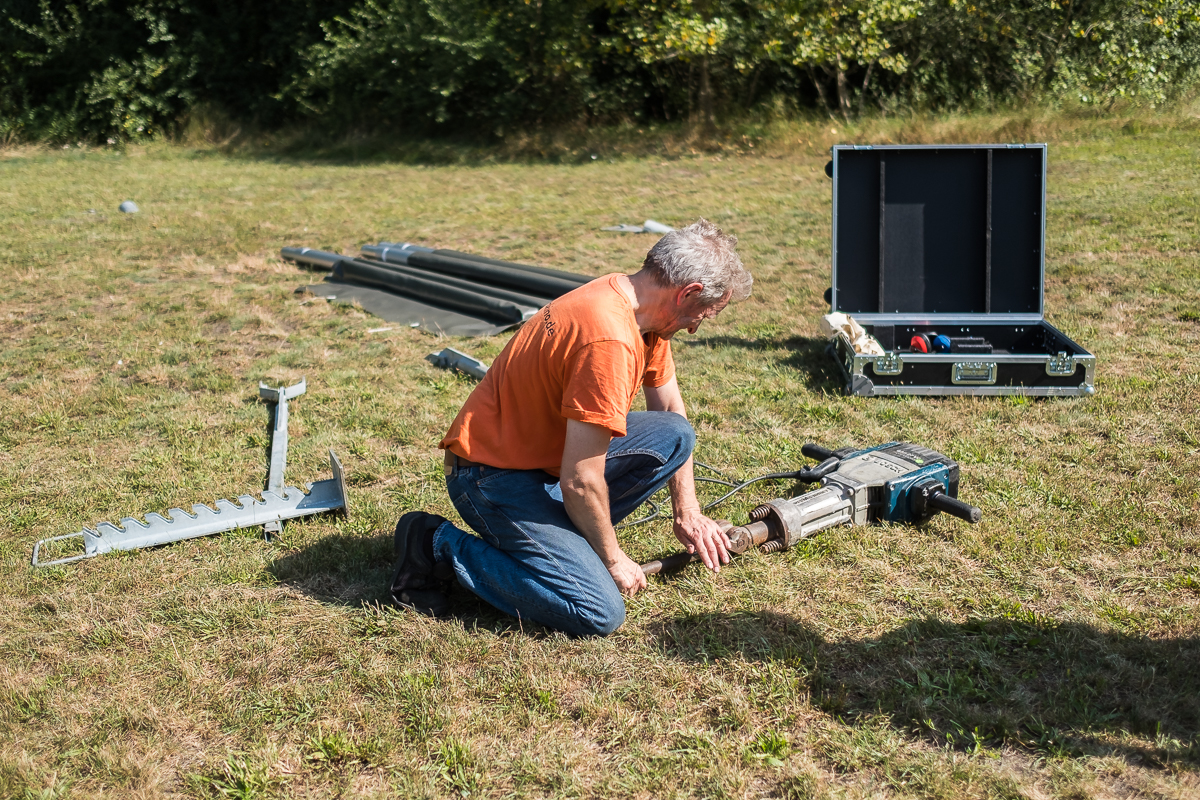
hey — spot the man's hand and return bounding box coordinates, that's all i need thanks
[673,507,731,572]
[606,551,648,596]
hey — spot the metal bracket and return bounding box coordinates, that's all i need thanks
[849,373,876,396]
[1046,351,1076,376]
[32,451,348,567]
[258,379,306,536]
[952,361,998,385]
[426,348,488,380]
[872,352,904,375]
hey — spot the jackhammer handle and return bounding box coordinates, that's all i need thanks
[801,443,835,461]
[928,491,983,524]
[797,456,839,483]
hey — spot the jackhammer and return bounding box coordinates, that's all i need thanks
[641,441,982,575]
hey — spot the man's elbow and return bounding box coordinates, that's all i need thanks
[560,472,602,508]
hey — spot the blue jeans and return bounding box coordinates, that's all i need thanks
[432,411,695,637]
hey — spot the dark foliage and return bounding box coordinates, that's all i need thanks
[1,0,1197,142]
[0,0,354,141]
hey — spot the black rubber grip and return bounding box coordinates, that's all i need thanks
[801,443,835,461]
[797,456,839,483]
[928,492,983,524]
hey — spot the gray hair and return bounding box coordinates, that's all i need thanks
[641,218,753,304]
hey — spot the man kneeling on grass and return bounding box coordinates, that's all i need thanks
[390,219,753,636]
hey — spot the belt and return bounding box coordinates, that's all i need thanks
[444,451,486,475]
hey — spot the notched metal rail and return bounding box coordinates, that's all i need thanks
[32,450,347,567]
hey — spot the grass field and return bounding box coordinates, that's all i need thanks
[1,109,1197,799]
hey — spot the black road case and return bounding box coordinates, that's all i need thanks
[827,143,1095,397]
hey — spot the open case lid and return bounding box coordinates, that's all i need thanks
[830,144,1046,323]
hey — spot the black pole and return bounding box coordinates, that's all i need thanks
[332,259,535,324]
[356,257,549,310]
[430,249,592,286]
[390,251,584,298]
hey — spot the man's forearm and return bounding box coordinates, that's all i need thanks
[643,379,702,515]
[561,476,623,566]
[643,380,730,568]
[668,455,703,518]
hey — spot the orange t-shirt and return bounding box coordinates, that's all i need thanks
[441,273,675,475]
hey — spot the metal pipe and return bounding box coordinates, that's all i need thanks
[407,251,583,298]
[284,248,546,314]
[362,244,421,264]
[640,520,770,576]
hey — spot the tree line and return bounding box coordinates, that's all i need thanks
[2,0,1197,143]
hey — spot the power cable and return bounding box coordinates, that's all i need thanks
[615,462,804,529]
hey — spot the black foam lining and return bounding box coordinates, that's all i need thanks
[989,149,1043,313]
[834,146,1043,315]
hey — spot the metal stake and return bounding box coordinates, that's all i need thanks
[31,451,348,567]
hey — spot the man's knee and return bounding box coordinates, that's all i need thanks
[576,596,626,637]
[650,410,696,459]
[561,585,626,637]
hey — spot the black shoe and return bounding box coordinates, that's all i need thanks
[390,511,452,617]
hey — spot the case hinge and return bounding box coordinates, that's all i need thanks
[952,362,997,385]
[1046,351,1076,376]
[873,352,904,375]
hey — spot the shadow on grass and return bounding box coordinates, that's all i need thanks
[684,334,845,394]
[267,531,536,635]
[652,610,1199,766]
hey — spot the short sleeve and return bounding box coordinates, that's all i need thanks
[560,340,640,437]
[642,335,675,388]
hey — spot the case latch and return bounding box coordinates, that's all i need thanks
[952,362,997,385]
[872,352,904,375]
[1046,351,1076,376]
